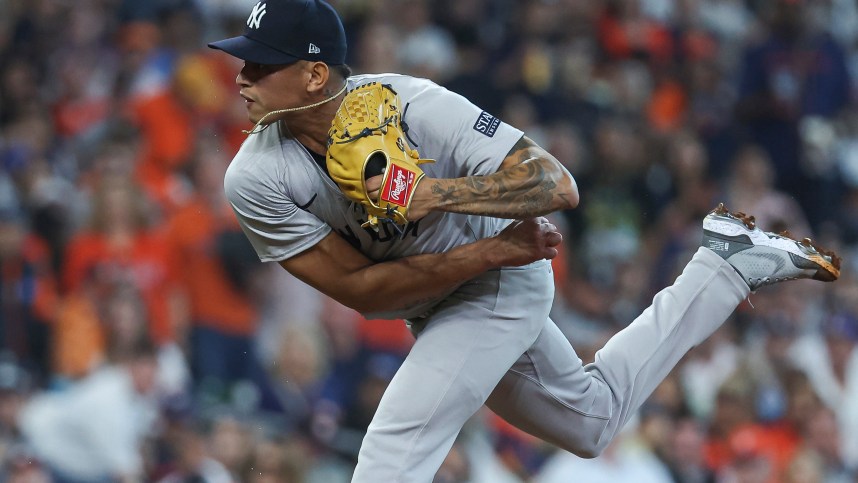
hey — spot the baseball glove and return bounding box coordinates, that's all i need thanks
[327,82,433,232]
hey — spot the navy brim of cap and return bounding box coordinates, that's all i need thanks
[208,35,300,65]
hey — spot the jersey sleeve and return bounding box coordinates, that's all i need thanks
[398,78,524,178]
[224,162,331,263]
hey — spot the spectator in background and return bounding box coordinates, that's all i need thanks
[207,415,255,481]
[17,338,160,483]
[743,314,805,423]
[650,131,720,291]
[703,375,761,474]
[313,350,404,470]
[0,106,75,276]
[575,116,652,311]
[242,432,315,483]
[716,434,775,483]
[705,368,821,482]
[0,353,32,466]
[166,146,274,409]
[63,174,183,346]
[662,412,716,483]
[680,323,741,421]
[54,173,185,380]
[535,415,673,483]
[722,144,811,236]
[0,357,48,482]
[735,0,851,218]
[352,20,401,76]
[0,57,42,127]
[790,311,858,470]
[99,282,190,400]
[0,201,58,386]
[597,0,674,66]
[1,443,52,483]
[685,54,740,178]
[792,405,853,483]
[48,28,116,142]
[114,5,199,214]
[155,420,232,483]
[434,439,472,483]
[396,0,457,83]
[268,324,329,435]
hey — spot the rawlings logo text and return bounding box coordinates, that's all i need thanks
[381,165,415,206]
[391,171,407,199]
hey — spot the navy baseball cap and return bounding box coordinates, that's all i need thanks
[208,0,347,65]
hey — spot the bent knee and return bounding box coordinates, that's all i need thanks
[557,437,608,459]
[567,439,609,459]
[552,416,612,459]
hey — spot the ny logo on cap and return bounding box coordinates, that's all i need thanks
[247,2,267,29]
[308,43,321,54]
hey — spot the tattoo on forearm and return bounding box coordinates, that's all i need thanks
[432,184,459,203]
[508,136,533,163]
[520,178,557,214]
[430,148,562,218]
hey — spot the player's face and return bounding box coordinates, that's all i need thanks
[236,61,304,124]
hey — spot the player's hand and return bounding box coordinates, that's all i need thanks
[366,175,383,201]
[489,217,562,267]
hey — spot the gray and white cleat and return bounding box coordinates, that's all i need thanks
[702,203,840,291]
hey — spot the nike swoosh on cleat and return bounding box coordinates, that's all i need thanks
[789,252,823,270]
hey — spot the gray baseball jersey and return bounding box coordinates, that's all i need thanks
[223,73,751,483]
[225,73,522,319]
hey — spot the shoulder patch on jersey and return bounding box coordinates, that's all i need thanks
[473,111,501,137]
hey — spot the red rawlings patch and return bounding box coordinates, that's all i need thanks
[380,164,417,207]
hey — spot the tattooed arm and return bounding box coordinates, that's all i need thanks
[407,136,579,220]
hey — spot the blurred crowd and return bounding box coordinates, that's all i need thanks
[1,0,858,481]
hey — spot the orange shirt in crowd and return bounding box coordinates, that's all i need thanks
[167,199,257,336]
[61,229,181,344]
[358,317,414,354]
[704,423,801,483]
[52,96,111,140]
[598,13,673,64]
[128,90,196,212]
[648,80,688,133]
[52,291,105,379]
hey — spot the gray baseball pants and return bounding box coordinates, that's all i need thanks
[351,247,750,482]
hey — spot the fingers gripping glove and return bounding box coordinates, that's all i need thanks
[327,82,433,232]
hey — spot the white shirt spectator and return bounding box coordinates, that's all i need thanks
[535,429,673,483]
[17,365,158,481]
[790,330,858,468]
